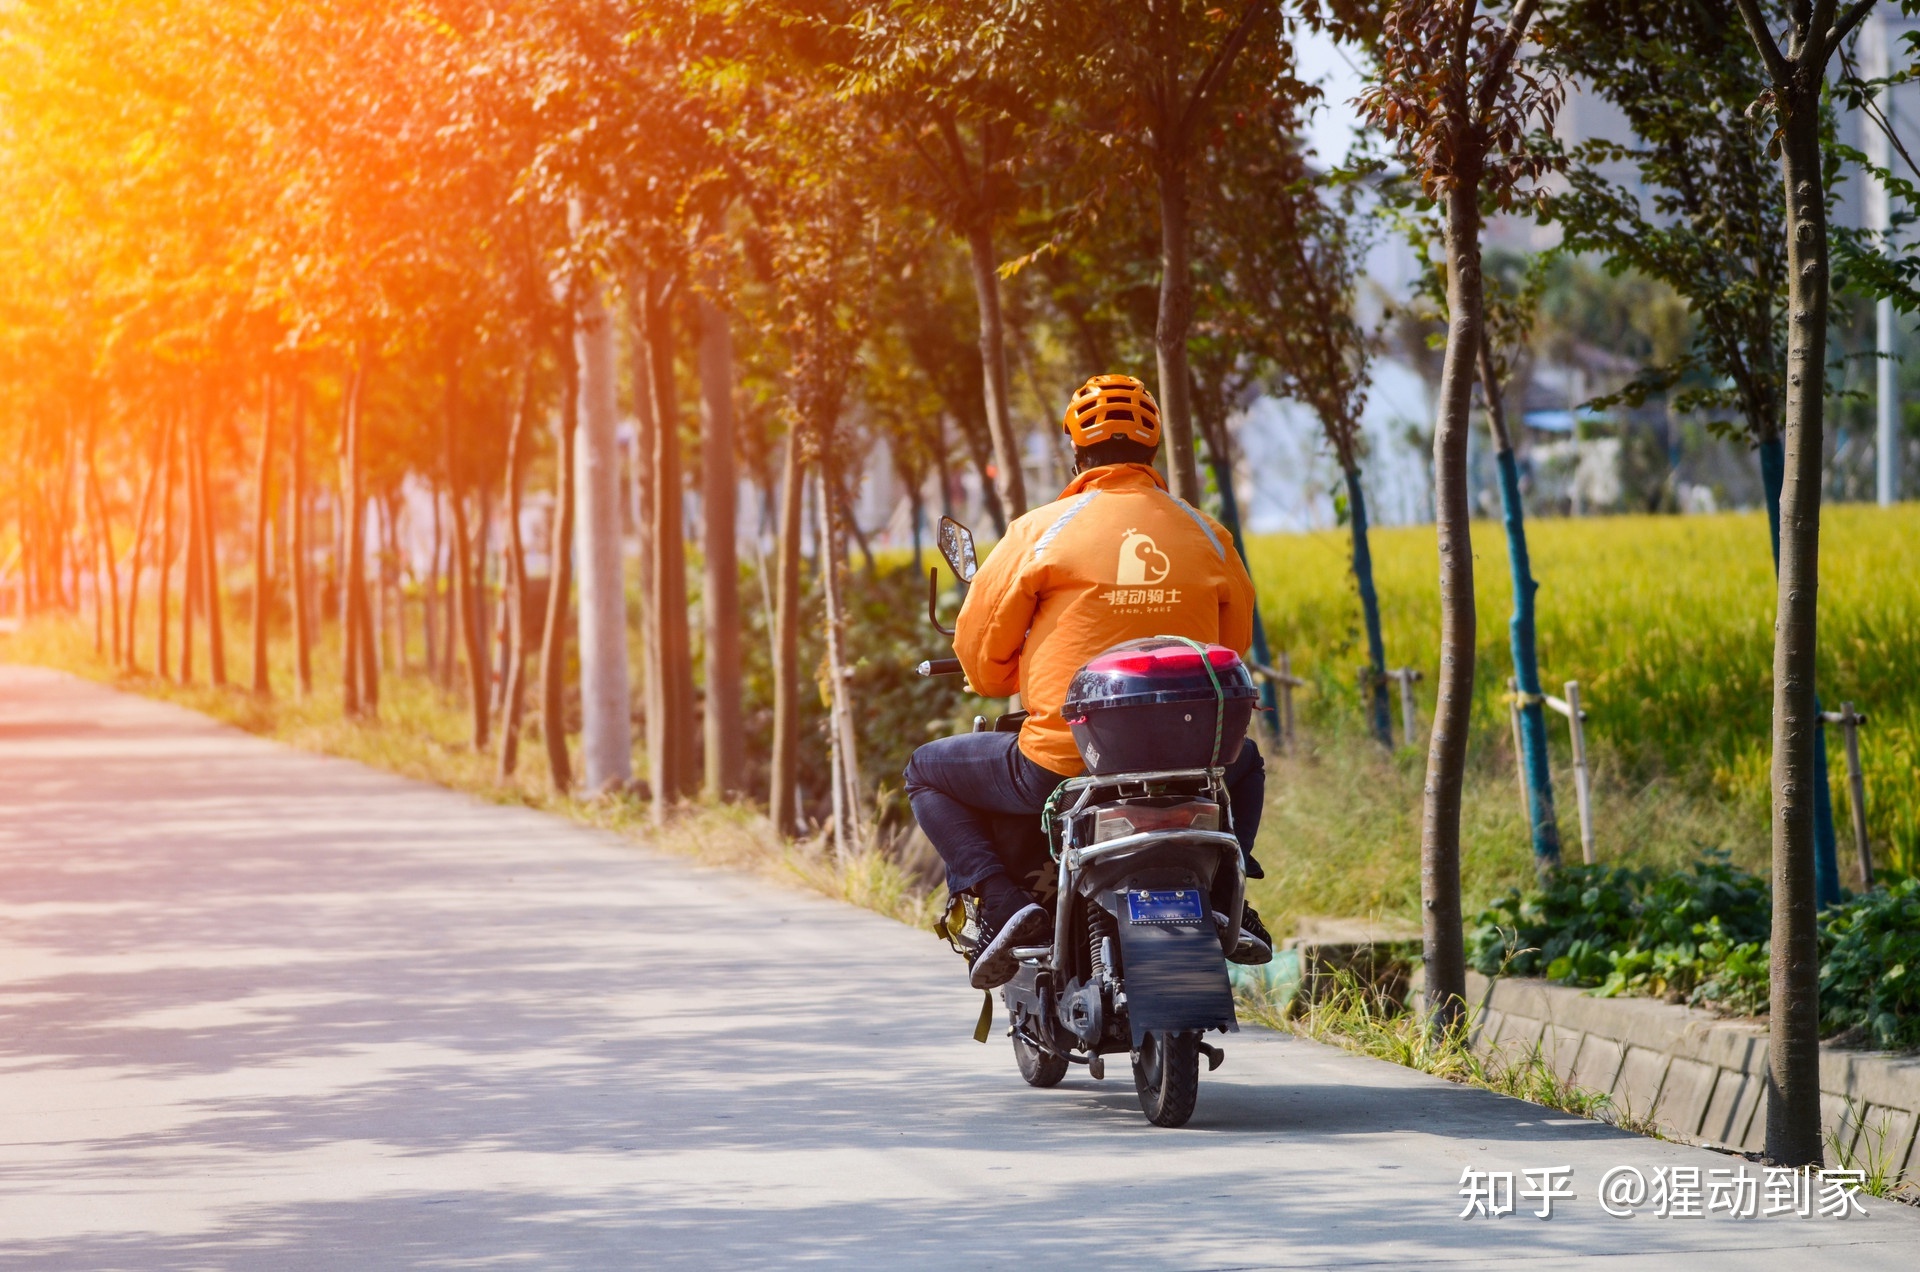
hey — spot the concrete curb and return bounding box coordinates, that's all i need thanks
[1467,971,1920,1172]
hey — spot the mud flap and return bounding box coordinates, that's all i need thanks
[1114,896,1237,1047]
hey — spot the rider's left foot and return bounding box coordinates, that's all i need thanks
[970,875,1051,990]
[1221,903,1274,966]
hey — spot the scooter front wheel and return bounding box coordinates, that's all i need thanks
[1132,1030,1200,1127]
[1012,1029,1069,1087]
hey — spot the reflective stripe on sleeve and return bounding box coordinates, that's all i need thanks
[1164,492,1225,558]
[1031,490,1101,558]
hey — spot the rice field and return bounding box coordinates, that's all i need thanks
[1240,504,1920,894]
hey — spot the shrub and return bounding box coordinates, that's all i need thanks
[1819,878,1920,1050]
[1467,854,1772,1012]
[1472,861,1920,1048]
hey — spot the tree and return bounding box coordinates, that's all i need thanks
[572,266,634,794]
[1193,105,1392,746]
[843,0,1054,519]
[1475,259,1562,865]
[1360,0,1562,1029]
[1543,0,1842,900]
[1730,0,1882,1170]
[1062,0,1289,504]
[250,378,276,697]
[541,334,580,794]
[698,290,747,799]
[289,383,313,698]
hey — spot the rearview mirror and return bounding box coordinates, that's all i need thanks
[937,516,977,583]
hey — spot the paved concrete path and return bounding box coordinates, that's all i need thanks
[0,665,1914,1269]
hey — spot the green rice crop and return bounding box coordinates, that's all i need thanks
[1243,504,1920,881]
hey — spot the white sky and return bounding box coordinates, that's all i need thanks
[1295,27,1370,170]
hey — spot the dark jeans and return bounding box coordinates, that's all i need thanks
[904,732,1266,899]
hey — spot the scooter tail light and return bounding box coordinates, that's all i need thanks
[1083,643,1243,678]
[1092,801,1221,843]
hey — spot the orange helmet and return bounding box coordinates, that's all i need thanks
[1061,374,1161,448]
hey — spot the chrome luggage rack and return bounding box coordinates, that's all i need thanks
[1012,766,1244,969]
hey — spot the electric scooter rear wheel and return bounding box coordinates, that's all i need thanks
[1132,1030,1200,1127]
[1012,1031,1069,1088]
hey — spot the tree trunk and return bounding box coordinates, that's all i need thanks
[818,466,864,859]
[180,412,201,685]
[571,278,634,793]
[1201,436,1280,733]
[379,494,400,673]
[122,426,163,671]
[443,354,491,749]
[425,491,442,681]
[81,416,109,660]
[955,411,1007,535]
[1763,86,1831,1171]
[251,377,276,697]
[768,437,805,836]
[698,293,746,800]
[964,223,1027,520]
[195,404,226,687]
[290,382,313,698]
[342,360,369,717]
[53,417,78,612]
[439,493,458,689]
[1749,429,1841,906]
[1421,179,1484,1033]
[630,290,658,785]
[1478,342,1560,866]
[540,333,580,794]
[1341,468,1393,748]
[1153,157,1203,505]
[156,411,178,680]
[643,277,695,812]
[386,491,408,674]
[497,365,533,781]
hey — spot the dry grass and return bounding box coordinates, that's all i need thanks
[1244,716,1761,943]
[1238,969,1630,1127]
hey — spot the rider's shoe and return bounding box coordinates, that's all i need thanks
[1221,903,1274,966]
[970,877,1050,990]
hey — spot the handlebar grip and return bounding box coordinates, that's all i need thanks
[916,658,963,678]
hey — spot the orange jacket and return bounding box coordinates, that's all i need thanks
[954,463,1257,775]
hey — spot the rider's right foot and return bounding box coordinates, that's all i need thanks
[1222,903,1274,966]
[970,876,1050,990]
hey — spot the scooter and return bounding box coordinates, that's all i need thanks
[917,517,1255,1128]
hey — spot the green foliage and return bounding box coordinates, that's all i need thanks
[733,556,975,831]
[1470,860,1920,1049]
[1818,879,1920,1050]
[1467,854,1771,1014]
[1531,0,1859,444]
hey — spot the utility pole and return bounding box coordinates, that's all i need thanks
[1868,10,1903,506]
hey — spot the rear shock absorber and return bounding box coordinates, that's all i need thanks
[1088,907,1118,984]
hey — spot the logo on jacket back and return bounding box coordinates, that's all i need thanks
[1117,529,1170,585]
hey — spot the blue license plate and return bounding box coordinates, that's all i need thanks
[1125,888,1206,925]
